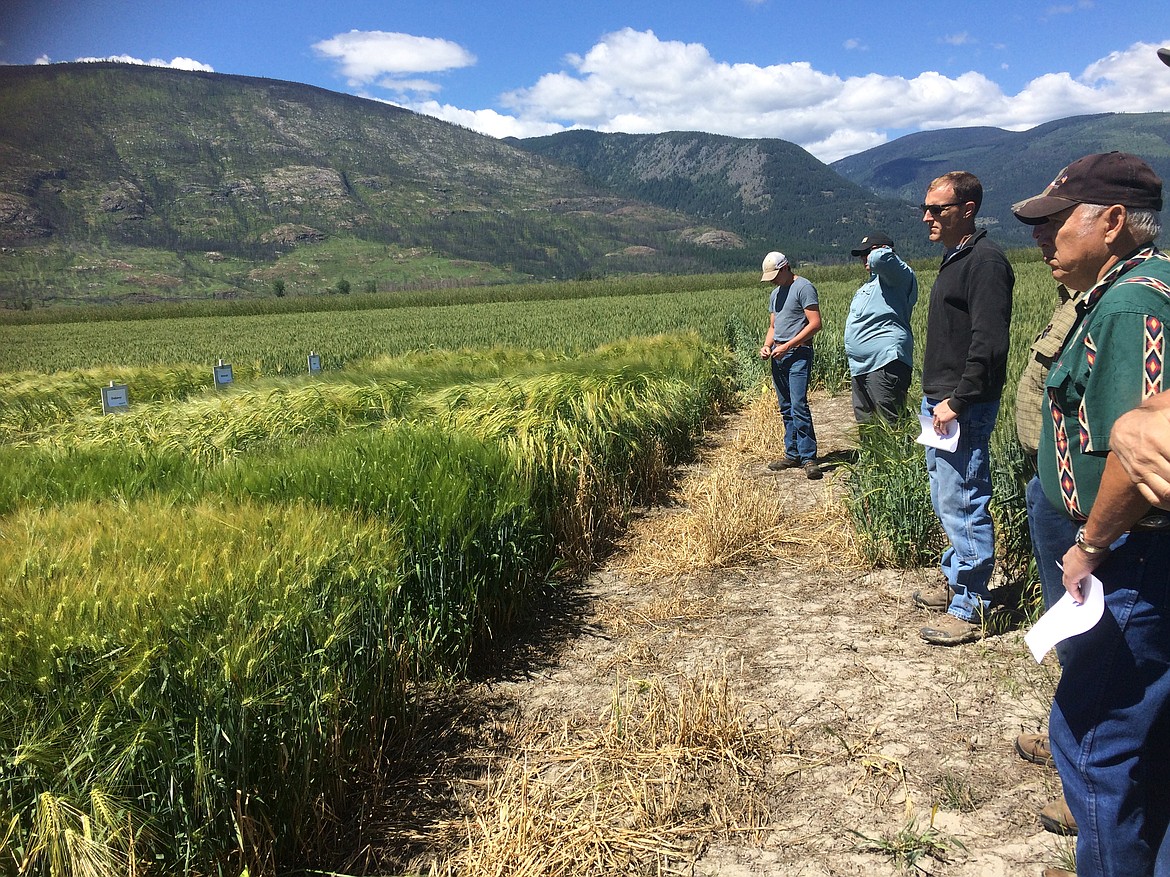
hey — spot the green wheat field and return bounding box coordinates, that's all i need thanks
[0,253,1059,875]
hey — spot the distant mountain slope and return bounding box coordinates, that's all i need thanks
[831,113,1170,248]
[0,63,750,304]
[514,130,930,260]
[6,62,1168,310]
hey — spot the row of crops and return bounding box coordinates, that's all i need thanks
[0,324,736,875]
[0,256,1060,875]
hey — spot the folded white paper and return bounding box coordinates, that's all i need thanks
[1024,573,1106,662]
[915,414,960,452]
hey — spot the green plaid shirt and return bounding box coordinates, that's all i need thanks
[1014,285,1084,458]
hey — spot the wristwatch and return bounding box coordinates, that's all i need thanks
[1075,525,1110,556]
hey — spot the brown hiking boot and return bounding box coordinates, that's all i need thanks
[804,460,823,480]
[920,613,984,646]
[1041,869,1076,877]
[1016,733,1055,767]
[913,585,951,612]
[1040,796,1078,836]
[767,457,800,471]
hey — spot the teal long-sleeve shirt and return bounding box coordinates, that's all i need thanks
[843,246,919,377]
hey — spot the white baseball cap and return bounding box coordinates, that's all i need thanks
[760,251,789,282]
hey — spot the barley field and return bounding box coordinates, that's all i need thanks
[0,253,1061,875]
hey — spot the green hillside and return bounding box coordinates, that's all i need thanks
[831,112,1170,247]
[514,129,929,260]
[0,63,749,307]
[5,62,1168,311]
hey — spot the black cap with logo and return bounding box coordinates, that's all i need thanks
[1012,152,1164,224]
[849,232,895,256]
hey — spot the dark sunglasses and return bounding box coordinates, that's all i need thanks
[920,202,964,217]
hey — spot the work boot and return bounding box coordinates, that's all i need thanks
[913,585,951,612]
[1015,733,1055,767]
[920,614,983,646]
[767,457,800,471]
[1040,796,1078,836]
[1041,869,1076,877]
[804,460,823,480]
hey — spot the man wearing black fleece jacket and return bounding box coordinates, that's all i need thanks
[915,170,1015,646]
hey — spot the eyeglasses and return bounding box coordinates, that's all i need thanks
[920,202,964,217]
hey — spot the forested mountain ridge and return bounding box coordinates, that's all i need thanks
[0,63,752,305]
[520,113,1170,255]
[513,130,927,260]
[3,61,1168,309]
[831,112,1170,246]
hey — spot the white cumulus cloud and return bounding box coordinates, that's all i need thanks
[312,30,474,96]
[72,54,213,72]
[393,30,1170,163]
[377,77,443,96]
[406,100,564,139]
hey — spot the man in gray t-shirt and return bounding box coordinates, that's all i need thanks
[758,250,823,479]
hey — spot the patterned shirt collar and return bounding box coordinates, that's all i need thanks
[1084,245,1161,309]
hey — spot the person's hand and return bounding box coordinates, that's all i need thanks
[1060,542,1107,604]
[770,341,790,358]
[759,344,771,359]
[1110,398,1170,508]
[932,399,958,435]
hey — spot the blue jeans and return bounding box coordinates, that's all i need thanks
[1048,530,1170,877]
[1026,474,1080,664]
[771,346,817,463]
[921,397,999,622]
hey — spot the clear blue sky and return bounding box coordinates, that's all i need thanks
[3,0,1169,162]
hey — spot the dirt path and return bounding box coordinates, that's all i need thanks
[388,391,1070,877]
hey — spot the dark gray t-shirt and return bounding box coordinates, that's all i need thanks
[770,276,819,344]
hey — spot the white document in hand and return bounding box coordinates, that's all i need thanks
[1024,573,1106,662]
[916,414,960,453]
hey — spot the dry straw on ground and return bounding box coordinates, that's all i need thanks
[402,395,869,877]
[615,392,861,580]
[366,391,1064,877]
[424,673,797,877]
